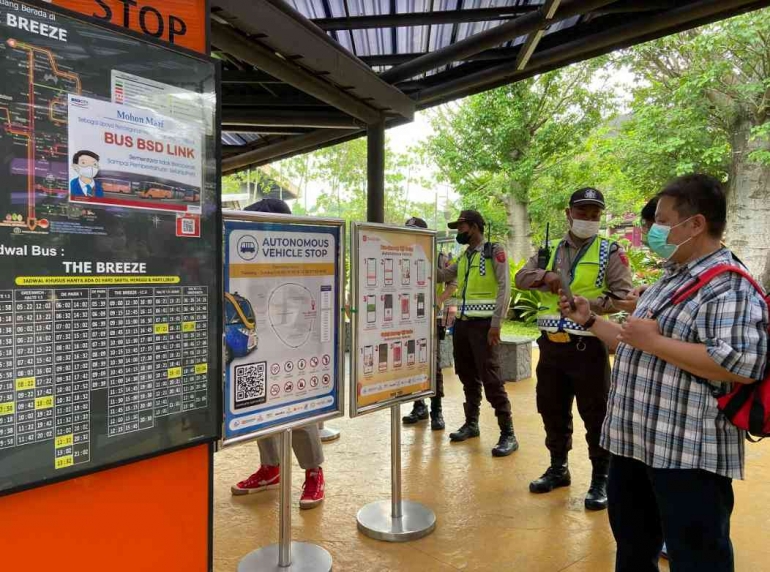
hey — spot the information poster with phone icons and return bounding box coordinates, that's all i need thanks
[351,224,435,417]
[222,214,345,444]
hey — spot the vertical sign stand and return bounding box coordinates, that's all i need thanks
[351,223,437,542]
[238,429,333,572]
[356,404,436,541]
[318,422,341,442]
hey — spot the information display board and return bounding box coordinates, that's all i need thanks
[0,1,220,494]
[222,212,345,445]
[351,223,435,417]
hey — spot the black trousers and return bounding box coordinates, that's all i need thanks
[608,454,735,572]
[435,323,445,399]
[535,334,610,461]
[452,319,511,417]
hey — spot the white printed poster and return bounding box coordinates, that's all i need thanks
[67,95,202,213]
[352,224,435,416]
[223,218,343,443]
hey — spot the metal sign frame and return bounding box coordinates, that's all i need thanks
[220,210,346,446]
[350,222,436,418]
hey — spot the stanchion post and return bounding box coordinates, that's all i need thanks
[390,405,402,519]
[278,429,292,567]
[237,427,333,572]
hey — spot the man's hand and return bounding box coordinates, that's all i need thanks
[488,326,501,346]
[543,272,562,294]
[559,293,591,325]
[618,316,661,352]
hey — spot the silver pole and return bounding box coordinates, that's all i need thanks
[391,404,402,519]
[278,429,292,568]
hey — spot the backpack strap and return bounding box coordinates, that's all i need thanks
[671,264,767,305]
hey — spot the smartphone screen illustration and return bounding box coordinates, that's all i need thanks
[384,258,393,286]
[364,345,374,374]
[407,339,416,365]
[417,259,426,286]
[401,296,410,320]
[384,294,393,322]
[418,338,427,363]
[366,258,377,287]
[417,293,425,318]
[378,343,388,372]
[393,341,402,368]
[401,259,410,285]
[366,295,376,323]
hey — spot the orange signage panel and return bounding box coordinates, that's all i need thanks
[47,0,207,53]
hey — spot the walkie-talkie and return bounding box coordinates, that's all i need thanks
[537,223,551,270]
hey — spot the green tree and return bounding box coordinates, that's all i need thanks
[423,61,616,261]
[618,9,770,285]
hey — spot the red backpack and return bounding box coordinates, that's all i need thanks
[670,265,770,440]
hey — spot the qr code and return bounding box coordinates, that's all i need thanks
[182,218,196,234]
[234,361,267,409]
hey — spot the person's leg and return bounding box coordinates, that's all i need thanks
[293,424,326,510]
[570,338,611,509]
[607,455,663,572]
[531,336,575,492]
[431,335,445,430]
[652,468,734,572]
[470,320,517,456]
[230,436,281,495]
[449,320,482,441]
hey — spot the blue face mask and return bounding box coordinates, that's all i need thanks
[647,217,694,260]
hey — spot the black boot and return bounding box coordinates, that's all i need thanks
[529,455,571,493]
[402,400,428,425]
[584,457,609,511]
[430,397,445,431]
[449,404,480,442]
[491,415,519,457]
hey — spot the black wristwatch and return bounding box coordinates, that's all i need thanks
[583,312,597,329]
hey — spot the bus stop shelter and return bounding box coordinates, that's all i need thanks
[212,0,770,223]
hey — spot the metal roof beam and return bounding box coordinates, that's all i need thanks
[223,126,314,135]
[211,0,415,120]
[223,109,362,129]
[514,0,562,71]
[416,0,770,106]
[381,0,619,83]
[221,70,283,84]
[223,94,326,107]
[222,129,359,174]
[363,47,522,67]
[312,6,539,30]
[212,22,381,124]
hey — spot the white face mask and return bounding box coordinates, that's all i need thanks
[570,218,600,239]
[76,165,99,179]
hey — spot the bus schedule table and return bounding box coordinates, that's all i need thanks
[0,286,209,471]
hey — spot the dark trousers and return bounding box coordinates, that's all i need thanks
[435,323,445,398]
[453,319,511,418]
[608,454,734,572]
[535,334,610,461]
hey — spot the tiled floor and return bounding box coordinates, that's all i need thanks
[213,350,770,571]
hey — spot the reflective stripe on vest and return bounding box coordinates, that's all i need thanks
[456,247,499,319]
[536,237,613,337]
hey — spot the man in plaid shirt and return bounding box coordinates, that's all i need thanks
[561,174,768,571]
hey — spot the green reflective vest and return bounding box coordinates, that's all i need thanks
[456,246,499,319]
[536,236,612,336]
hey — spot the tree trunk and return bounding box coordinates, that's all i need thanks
[502,194,533,263]
[725,116,770,289]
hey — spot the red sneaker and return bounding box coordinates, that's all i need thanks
[299,467,325,510]
[231,465,280,496]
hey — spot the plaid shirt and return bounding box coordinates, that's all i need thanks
[601,248,769,479]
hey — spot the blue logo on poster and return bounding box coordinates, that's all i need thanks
[237,235,258,260]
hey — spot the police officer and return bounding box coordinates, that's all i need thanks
[515,188,633,510]
[401,217,456,430]
[436,210,517,457]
